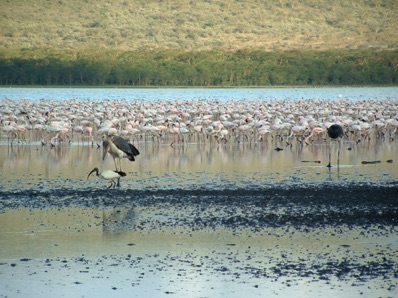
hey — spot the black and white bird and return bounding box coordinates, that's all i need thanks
[87,167,127,188]
[327,124,344,168]
[102,134,140,171]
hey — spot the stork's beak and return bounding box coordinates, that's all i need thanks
[102,141,110,160]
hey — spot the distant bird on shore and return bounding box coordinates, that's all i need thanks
[327,124,344,168]
[102,134,140,171]
[87,167,126,188]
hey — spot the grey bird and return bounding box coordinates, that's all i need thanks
[327,124,344,168]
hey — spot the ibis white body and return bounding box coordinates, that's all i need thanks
[87,167,126,188]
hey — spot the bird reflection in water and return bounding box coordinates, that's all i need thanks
[102,206,137,235]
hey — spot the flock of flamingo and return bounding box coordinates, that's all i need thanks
[1,98,397,147]
[1,97,397,186]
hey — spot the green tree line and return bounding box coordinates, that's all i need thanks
[0,49,397,86]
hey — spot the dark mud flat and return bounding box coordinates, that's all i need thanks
[1,182,398,297]
[1,182,398,229]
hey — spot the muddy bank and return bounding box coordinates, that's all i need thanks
[1,182,398,297]
[2,241,397,297]
[1,182,397,229]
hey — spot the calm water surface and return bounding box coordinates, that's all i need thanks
[0,141,397,191]
[1,86,398,101]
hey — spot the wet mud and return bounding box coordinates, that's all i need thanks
[1,183,398,229]
[1,181,397,297]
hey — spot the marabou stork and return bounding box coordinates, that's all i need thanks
[87,167,127,188]
[102,134,140,172]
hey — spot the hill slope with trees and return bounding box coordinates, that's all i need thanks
[1,0,397,86]
[1,0,397,51]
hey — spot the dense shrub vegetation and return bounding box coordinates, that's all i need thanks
[1,1,397,86]
[1,0,397,52]
[0,49,396,86]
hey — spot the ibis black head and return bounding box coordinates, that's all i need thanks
[87,167,99,179]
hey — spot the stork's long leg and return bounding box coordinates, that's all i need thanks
[112,156,119,171]
[118,158,123,172]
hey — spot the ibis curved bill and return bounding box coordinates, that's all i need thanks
[87,167,127,188]
[102,134,140,171]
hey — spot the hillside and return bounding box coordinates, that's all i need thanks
[1,0,397,51]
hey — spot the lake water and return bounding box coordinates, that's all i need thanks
[0,140,397,192]
[0,87,397,298]
[1,86,398,101]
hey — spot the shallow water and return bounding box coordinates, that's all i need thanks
[0,139,397,297]
[1,138,397,191]
[0,207,396,298]
[1,86,398,101]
